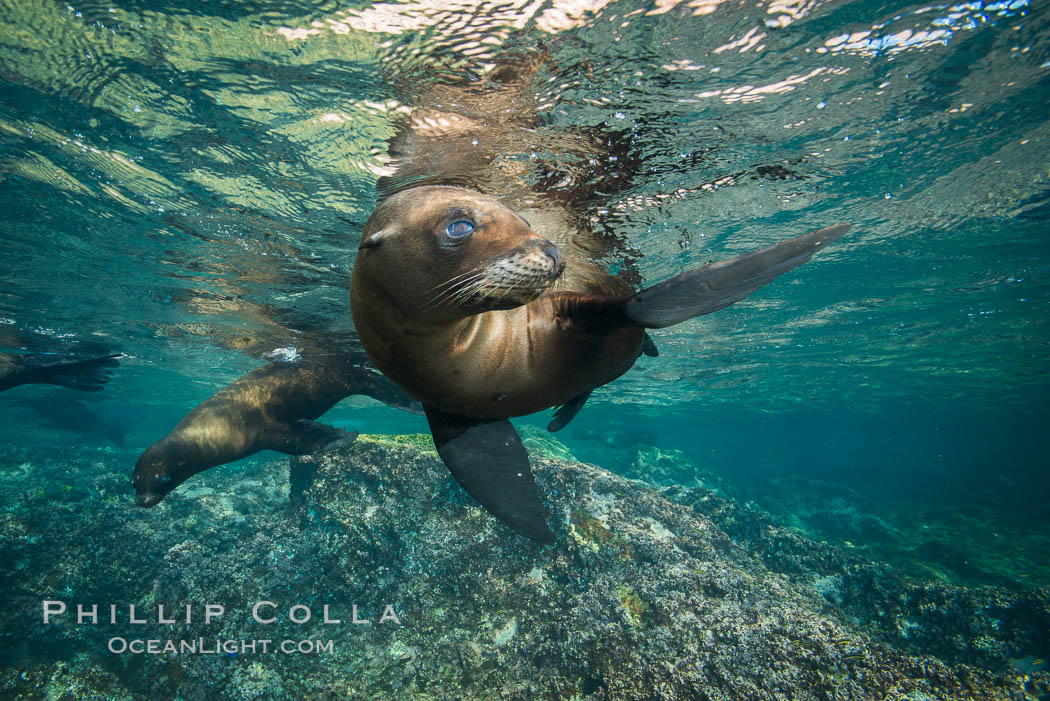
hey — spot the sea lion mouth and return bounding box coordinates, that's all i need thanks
[135,492,164,508]
[423,240,564,312]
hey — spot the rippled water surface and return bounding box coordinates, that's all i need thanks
[1,0,1048,576]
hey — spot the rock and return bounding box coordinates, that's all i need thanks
[0,438,1046,699]
[670,483,1050,675]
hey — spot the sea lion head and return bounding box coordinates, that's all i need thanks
[352,186,564,320]
[132,439,192,507]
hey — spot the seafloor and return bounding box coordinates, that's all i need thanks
[1,433,1048,699]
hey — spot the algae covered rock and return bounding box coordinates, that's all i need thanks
[1,438,1046,699]
[280,436,1042,699]
[672,481,1050,676]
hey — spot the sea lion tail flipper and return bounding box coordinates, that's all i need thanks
[270,420,359,456]
[625,224,851,329]
[26,353,121,391]
[424,406,556,544]
[547,390,592,433]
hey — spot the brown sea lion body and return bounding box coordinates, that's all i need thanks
[350,183,848,542]
[351,186,646,420]
[133,358,419,507]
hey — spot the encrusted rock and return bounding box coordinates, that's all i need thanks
[0,438,1046,699]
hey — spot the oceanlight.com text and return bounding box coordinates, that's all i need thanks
[107,637,334,655]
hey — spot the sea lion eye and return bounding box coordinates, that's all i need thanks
[446,220,475,238]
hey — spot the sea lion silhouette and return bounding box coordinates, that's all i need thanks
[0,352,120,393]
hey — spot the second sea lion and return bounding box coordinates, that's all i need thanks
[0,352,120,393]
[133,358,420,507]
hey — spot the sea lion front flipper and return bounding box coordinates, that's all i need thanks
[424,406,555,544]
[547,390,592,432]
[626,224,851,328]
[552,224,848,335]
[269,420,359,456]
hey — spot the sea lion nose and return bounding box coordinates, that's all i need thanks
[136,493,161,508]
[543,241,563,275]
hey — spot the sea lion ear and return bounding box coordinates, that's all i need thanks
[359,228,390,250]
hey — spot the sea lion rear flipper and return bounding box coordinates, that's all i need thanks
[343,365,424,415]
[269,420,359,456]
[424,405,555,544]
[26,353,121,391]
[626,224,850,328]
[641,333,659,357]
[547,390,592,432]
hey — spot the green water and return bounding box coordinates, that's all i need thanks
[1,0,1049,695]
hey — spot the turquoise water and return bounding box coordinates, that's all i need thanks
[1,0,1049,695]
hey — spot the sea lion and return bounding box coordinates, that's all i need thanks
[351,185,848,542]
[7,394,125,446]
[0,352,120,393]
[133,358,420,507]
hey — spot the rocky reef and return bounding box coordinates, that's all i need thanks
[1,436,1048,699]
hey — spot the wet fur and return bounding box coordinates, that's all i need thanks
[133,359,416,506]
[351,186,646,419]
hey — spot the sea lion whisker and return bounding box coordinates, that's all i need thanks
[420,273,484,309]
[441,278,488,307]
[421,272,488,310]
[469,277,518,302]
[421,277,484,309]
[424,266,484,296]
[443,286,476,307]
[443,274,490,301]
[495,271,550,292]
[424,274,485,305]
[444,271,488,294]
[457,277,497,303]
